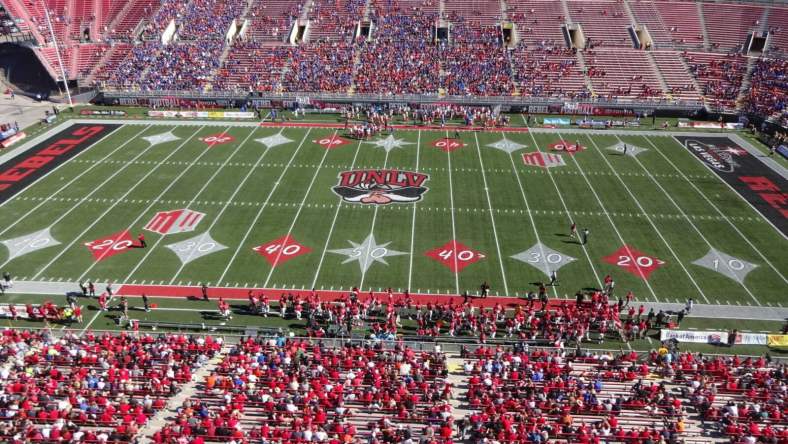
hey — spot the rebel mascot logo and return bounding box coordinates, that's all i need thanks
[333,169,429,204]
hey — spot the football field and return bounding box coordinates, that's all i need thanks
[0,118,786,313]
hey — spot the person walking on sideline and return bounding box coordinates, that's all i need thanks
[569,222,577,239]
[143,293,150,312]
[201,283,209,301]
[581,228,590,245]
[549,270,558,286]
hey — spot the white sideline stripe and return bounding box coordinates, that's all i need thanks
[0,125,152,263]
[555,130,661,302]
[407,131,421,292]
[129,127,261,284]
[0,124,126,213]
[262,130,335,288]
[473,132,509,296]
[358,141,393,291]
[217,129,313,284]
[310,137,365,289]
[522,118,602,290]
[445,130,460,294]
[582,134,709,304]
[32,125,203,279]
[622,135,762,306]
[665,135,788,281]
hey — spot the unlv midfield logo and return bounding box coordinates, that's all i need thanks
[333,170,429,205]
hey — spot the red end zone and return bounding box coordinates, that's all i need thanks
[116,284,565,309]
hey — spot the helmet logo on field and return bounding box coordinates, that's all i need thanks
[144,209,206,235]
[685,140,742,173]
[333,169,429,205]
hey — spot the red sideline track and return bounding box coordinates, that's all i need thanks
[259,122,530,133]
[116,284,568,309]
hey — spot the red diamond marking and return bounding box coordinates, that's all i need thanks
[549,140,585,155]
[603,245,666,280]
[199,133,235,146]
[313,135,350,149]
[431,138,466,153]
[253,235,312,266]
[84,230,135,262]
[425,240,486,273]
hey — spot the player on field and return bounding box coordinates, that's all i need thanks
[581,228,589,245]
[569,222,577,239]
[201,283,209,301]
[79,281,87,296]
[105,283,113,297]
[98,293,108,311]
[138,233,146,248]
[88,281,95,297]
[549,270,557,286]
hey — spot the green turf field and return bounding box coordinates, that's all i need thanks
[0,118,786,309]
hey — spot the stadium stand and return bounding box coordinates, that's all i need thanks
[0,0,786,120]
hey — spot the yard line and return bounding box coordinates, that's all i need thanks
[661,135,787,283]
[75,126,234,282]
[261,131,336,288]
[621,135,762,306]
[521,117,602,290]
[0,123,128,211]
[127,126,262,284]
[77,126,222,335]
[445,131,460,294]
[0,125,152,242]
[358,140,394,291]
[407,131,422,292]
[578,134,709,304]
[0,126,168,270]
[32,125,207,280]
[310,138,366,289]
[472,132,509,296]
[552,130,661,302]
[217,129,312,285]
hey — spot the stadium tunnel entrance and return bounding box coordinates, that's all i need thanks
[0,43,59,98]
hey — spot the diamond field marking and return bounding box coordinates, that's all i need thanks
[143,131,180,146]
[366,135,413,153]
[165,232,227,265]
[328,233,407,273]
[511,242,577,277]
[313,135,350,149]
[253,235,311,266]
[431,138,466,153]
[84,230,135,262]
[256,133,293,148]
[487,138,526,154]
[1,228,61,261]
[603,245,666,280]
[692,248,758,284]
[548,141,586,155]
[607,141,648,157]
[425,240,486,273]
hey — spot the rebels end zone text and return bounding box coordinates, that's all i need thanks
[0,124,120,203]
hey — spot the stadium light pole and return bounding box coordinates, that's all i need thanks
[42,1,73,107]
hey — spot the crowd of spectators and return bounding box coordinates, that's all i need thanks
[354,1,441,95]
[0,329,220,443]
[512,46,591,99]
[153,338,452,443]
[744,58,788,127]
[685,52,747,110]
[440,17,514,96]
[282,42,356,92]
